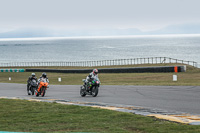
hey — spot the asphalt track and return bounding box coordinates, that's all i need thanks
[0,83,200,115]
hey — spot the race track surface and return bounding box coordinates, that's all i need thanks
[0,83,200,115]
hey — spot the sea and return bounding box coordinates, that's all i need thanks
[0,34,200,67]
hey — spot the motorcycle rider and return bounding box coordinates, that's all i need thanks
[85,69,99,90]
[27,73,38,92]
[37,72,49,93]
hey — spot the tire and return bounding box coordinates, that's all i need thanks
[80,86,86,97]
[92,86,99,97]
[31,87,35,95]
[41,87,46,97]
[27,90,31,95]
[27,86,31,95]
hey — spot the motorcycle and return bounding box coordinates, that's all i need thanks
[27,79,38,95]
[80,77,100,97]
[36,78,49,97]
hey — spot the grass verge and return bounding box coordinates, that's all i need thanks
[0,64,200,86]
[0,99,200,133]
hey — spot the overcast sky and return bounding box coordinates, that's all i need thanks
[0,0,200,33]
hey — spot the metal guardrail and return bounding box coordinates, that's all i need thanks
[0,57,198,68]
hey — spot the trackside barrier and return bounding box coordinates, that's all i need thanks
[0,57,198,68]
[0,69,25,72]
[26,66,186,73]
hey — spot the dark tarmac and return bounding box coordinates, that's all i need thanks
[0,83,200,115]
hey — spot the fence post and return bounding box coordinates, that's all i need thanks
[155,57,157,64]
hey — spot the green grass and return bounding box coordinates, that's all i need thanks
[0,99,200,133]
[0,64,200,86]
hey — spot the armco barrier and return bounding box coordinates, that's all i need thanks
[26,66,186,73]
[0,69,25,72]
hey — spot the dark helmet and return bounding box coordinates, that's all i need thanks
[31,73,35,78]
[42,72,47,78]
[93,69,98,75]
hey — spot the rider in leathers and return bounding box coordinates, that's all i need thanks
[85,69,99,90]
[37,72,49,93]
[27,73,38,92]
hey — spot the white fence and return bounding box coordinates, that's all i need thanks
[0,57,198,68]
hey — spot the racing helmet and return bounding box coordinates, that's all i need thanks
[31,73,35,78]
[42,72,47,78]
[93,69,98,75]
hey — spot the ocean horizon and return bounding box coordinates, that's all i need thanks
[0,34,199,67]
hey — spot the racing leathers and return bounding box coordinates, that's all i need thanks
[85,72,99,90]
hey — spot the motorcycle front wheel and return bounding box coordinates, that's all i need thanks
[27,87,31,95]
[92,86,99,97]
[41,87,46,97]
[31,87,35,95]
[80,86,86,97]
